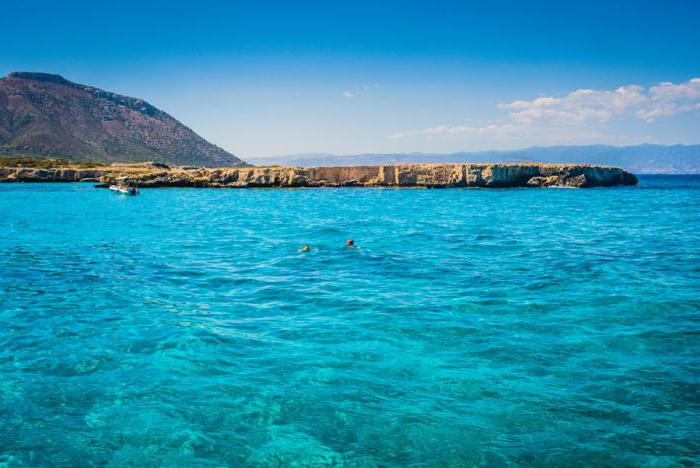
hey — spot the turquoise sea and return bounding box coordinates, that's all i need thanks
[1,176,699,466]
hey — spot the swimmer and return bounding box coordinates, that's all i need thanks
[345,239,355,248]
[301,245,311,252]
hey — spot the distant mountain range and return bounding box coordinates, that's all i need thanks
[249,144,700,174]
[0,72,246,167]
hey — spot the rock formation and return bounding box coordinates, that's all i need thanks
[0,162,638,188]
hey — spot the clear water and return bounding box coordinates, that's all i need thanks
[1,176,699,466]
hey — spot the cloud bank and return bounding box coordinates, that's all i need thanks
[388,78,700,141]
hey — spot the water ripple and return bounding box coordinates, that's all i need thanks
[1,177,699,465]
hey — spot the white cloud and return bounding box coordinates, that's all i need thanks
[388,123,519,139]
[635,78,700,121]
[342,84,380,99]
[389,77,700,141]
[498,84,654,124]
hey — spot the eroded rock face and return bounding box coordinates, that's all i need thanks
[0,167,111,182]
[0,163,638,188]
[523,165,639,188]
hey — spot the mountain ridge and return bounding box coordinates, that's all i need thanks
[0,72,246,167]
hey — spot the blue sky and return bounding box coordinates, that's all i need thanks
[2,0,699,157]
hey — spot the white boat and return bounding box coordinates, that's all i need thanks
[109,185,139,195]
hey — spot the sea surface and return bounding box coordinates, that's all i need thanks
[1,176,699,466]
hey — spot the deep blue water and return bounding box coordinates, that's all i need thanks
[1,176,699,466]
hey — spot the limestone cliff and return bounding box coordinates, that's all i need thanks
[0,163,638,188]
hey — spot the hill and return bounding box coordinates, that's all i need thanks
[0,72,246,167]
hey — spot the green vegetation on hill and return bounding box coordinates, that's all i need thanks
[0,155,104,168]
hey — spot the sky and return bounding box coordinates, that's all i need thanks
[1,0,699,158]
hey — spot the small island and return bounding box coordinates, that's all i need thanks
[0,160,637,188]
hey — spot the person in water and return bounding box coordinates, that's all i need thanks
[301,245,311,252]
[345,239,355,248]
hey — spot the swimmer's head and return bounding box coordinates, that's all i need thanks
[301,245,310,252]
[346,239,354,247]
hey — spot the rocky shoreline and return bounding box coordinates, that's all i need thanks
[0,163,638,188]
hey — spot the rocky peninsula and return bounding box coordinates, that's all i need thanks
[0,163,637,188]
[0,162,638,188]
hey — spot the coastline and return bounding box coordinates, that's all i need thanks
[0,162,638,188]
